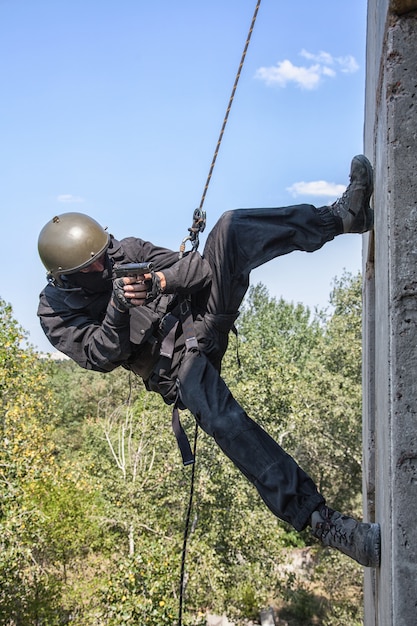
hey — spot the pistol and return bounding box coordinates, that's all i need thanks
[112,262,154,279]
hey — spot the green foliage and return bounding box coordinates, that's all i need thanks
[222,283,322,436]
[0,274,365,624]
[286,273,364,512]
[99,546,183,625]
[0,299,107,623]
[223,275,364,516]
[0,299,62,622]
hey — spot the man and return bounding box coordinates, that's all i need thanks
[38,155,380,567]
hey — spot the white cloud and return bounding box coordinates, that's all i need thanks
[300,49,359,73]
[322,66,336,78]
[300,49,334,66]
[255,49,358,90]
[286,180,346,198]
[337,55,359,74]
[57,194,85,203]
[255,60,322,90]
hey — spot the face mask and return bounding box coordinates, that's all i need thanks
[63,255,113,294]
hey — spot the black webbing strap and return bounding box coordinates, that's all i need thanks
[179,296,199,351]
[171,296,199,466]
[172,405,195,466]
[159,314,179,358]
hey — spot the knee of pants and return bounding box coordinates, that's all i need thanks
[181,386,254,444]
[200,404,251,441]
[178,351,251,440]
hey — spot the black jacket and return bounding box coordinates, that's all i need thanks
[38,235,212,378]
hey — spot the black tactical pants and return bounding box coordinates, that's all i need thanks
[178,204,341,531]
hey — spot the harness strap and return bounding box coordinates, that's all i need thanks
[159,313,179,358]
[171,295,199,466]
[179,296,199,351]
[172,406,195,466]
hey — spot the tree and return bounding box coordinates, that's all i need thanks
[217,275,365,624]
[0,299,106,623]
[0,299,62,622]
[0,271,365,624]
[288,272,363,511]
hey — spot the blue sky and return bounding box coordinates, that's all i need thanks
[1,0,369,354]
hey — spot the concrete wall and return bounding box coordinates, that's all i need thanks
[363,1,417,624]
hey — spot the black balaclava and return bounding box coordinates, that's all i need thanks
[62,253,113,294]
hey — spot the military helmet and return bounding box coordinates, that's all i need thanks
[38,212,110,283]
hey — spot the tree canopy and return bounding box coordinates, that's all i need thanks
[0,273,365,625]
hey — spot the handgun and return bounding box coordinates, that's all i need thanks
[112,262,154,279]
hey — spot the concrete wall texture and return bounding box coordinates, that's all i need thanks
[363,1,417,624]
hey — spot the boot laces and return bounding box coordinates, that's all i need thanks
[314,507,353,547]
[317,519,350,546]
[333,176,357,217]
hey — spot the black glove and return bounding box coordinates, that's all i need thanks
[146,271,163,302]
[112,278,135,311]
[112,272,163,311]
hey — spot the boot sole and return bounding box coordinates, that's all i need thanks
[353,155,374,197]
[352,155,374,231]
[364,522,381,568]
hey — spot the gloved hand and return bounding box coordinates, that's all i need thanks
[112,277,135,311]
[112,276,149,311]
[146,271,163,301]
[111,272,165,311]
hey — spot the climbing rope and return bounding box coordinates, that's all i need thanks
[177,2,262,624]
[198,0,263,213]
[178,425,199,626]
[179,0,262,258]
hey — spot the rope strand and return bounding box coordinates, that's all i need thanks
[178,425,198,626]
[198,0,262,212]
[177,3,262,624]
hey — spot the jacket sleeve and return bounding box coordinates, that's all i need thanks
[121,238,212,294]
[38,287,133,372]
[160,252,212,294]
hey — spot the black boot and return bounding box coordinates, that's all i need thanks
[331,155,374,233]
[311,504,381,567]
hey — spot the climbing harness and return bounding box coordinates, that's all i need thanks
[176,2,262,624]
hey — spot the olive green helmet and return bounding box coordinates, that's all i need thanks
[38,212,110,284]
